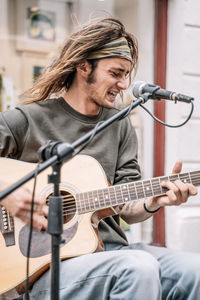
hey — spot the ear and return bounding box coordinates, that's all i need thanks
[76,61,92,78]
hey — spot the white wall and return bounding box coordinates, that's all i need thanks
[166,0,200,252]
[77,0,114,23]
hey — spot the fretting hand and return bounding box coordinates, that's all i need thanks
[151,161,198,209]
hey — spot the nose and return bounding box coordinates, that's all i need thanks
[117,77,128,90]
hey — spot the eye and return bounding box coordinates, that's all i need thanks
[112,72,120,78]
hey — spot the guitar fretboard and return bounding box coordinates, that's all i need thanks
[76,171,200,213]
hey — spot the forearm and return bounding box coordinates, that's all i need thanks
[119,197,160,224]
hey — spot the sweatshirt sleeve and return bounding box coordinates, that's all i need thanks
[0,108,28,159]
[114,116,141,185]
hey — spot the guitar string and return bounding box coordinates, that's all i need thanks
[61,184,200,217]
[47,177,200,206]
[5,174,200,225]
[46,174,200,204]
[45,172,200,200]
[61,176,200,216]
[46,175,200,209]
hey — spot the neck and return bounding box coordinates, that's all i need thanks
[62,89,101,116]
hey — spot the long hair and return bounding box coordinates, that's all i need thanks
[21,17,138,104]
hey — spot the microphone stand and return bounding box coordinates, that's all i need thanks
[0,94,152,300]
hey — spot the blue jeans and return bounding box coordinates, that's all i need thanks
[29,243,200,300]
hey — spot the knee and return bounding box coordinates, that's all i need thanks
[115,250,160,282]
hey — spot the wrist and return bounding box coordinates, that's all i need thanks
[143,198,161,214]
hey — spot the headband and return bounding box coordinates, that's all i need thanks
[87,37,132,62]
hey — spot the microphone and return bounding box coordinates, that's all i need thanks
[132,81,194,103]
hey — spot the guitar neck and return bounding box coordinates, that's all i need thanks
[76,170,200,213]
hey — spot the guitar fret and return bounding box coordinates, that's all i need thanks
[120,184,130,203]
[76,193,80,212]
[135,181,145,199]
[90,191,95,210]
[150,179,155,197]
[141,181,147,198]
[112,186,118,206]
[114,186,123,204]
[158,177,163,194]
[101,188,107,207]
[160,176,169,194]
[84,191,89,212]
[92,190,99,210]
[127,183,131,200]
[152,178,162,196]
[128,183,137,201]
[98,188,104,208]
[188,172,192,183]
[84,191,90,211]
[143,180,153,197]
[109,186,117,206]
[84,192,88,212]
[133,182,139,200]
[119,185,124,204]
[79,192,85,213]
[103,187,111,207]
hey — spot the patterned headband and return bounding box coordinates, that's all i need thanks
[87,37,132,62]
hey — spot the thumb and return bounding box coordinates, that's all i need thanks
[172,161,182,174]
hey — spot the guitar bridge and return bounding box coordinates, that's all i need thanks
[0,206,15,246]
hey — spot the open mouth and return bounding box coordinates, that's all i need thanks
[107,90,118,100]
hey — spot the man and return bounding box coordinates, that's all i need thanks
[0,18,200,299]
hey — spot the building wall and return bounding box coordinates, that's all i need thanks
[165,0,200,252]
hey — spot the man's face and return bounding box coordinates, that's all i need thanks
[85,57,131,109]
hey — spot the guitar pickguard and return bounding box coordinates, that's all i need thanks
[18,221,78,258]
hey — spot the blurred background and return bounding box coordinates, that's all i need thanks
[0,0,200,252]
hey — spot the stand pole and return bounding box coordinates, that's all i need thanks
[47,162,63,300]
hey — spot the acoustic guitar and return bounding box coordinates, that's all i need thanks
[0,155,199,295]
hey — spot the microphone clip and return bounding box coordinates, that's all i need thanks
[139,85,161,103]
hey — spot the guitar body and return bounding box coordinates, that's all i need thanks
[0,155,115,295]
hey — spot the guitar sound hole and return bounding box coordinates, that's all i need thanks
[47,190,76,224]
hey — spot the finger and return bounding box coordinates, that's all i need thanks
[33,215,48,231]
[166,190,183,205]
[161,180,179,194]
[166,180,197,202]
[21,211,48,231]
[161,181,181,204]
[42,205,49,217]
[172,161,182,174]
[173,180,189,203]
[188,183,198,196]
